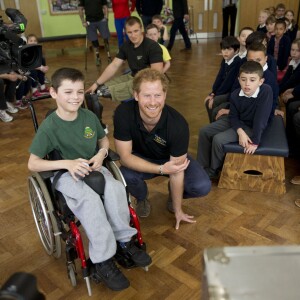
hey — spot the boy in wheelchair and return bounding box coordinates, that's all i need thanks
[27,67,151,291]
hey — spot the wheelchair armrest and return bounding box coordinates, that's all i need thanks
[107,149,120,161]
[39,170,55,180]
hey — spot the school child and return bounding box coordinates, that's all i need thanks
[146,24,171,73]
[267,19,291,71]
[204,36,241,123]
[197,61,273,179]
[274,3,286,20]
[152,14,169,45]
[28,67,151,291]
[280,38,300,95]
[256,9,270,33]
[285,10,299,42]
[238,27,254,58]
[27,34,50,97]
[266,15,276,40]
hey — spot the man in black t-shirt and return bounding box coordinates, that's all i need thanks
[86,16,163,101]
[113,69,211,229]
[78,0,110,66]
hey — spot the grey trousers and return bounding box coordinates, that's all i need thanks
[197,116,252,174]
[55,167,137,264]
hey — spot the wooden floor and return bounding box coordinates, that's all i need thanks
[1,37,300,299]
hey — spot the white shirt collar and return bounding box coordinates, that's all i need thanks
[239,86,260,98]
[263,63,268,71]
[226,53,239,65]
[289,59,300,70]
[239,50,247,58]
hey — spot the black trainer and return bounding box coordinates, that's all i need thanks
[117,239,152,267]
[95,258,130,291]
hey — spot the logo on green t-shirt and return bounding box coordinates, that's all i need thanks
[84,126,95,139]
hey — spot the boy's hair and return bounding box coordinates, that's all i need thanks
[259,9,270,16]
[275,18,287,28]
[220,36,240,51]
[146,23,159,33]
[247,43,267,55]
[152,14,163,22]
[125,16,142,28]
[292,38,300,49]
[27,33,38,41]
[51,68,84,90]
[239,61,263,78]
[132,69,169,93]
[275,3,286,11]
[266,15,276,25]
[245,31,267,49]
[238,26,254,37]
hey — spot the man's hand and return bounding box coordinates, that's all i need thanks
[161,158,190,175]
[66,158,92,181]
[175,209,196,230]
[85,82,98,94]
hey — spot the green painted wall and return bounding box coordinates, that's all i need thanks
[39,0,139,37]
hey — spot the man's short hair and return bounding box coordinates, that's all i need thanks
[51,68,84,90]
[220,36,240,51]
[247,43,267,55]
[132,69,169,93]
[152,14,163,22]
[239,61,264,78]
[125,16,142,28]
[146,23,159,32]
[245,31,267,49]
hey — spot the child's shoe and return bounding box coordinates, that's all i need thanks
[32,90,50,98]
[116,239,152,267]
[15,99,29,110]
[0,110,13,122]
[40,87,50,94]
[94,258,129,291]
[6,102,18,114]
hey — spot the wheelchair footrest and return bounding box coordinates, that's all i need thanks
[114,253,137,269]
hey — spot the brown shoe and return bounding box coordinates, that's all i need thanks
[291,176,300,185]
[295,199,300,208]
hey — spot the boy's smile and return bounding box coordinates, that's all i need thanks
[50,79,85,121]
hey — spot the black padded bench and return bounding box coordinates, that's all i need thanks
[218,116,289,194]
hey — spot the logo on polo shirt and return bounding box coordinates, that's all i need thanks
[153,134,166,146]
[84,126,95,139]
[137,55,143,60]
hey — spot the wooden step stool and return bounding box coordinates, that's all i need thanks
[218,116,289,195]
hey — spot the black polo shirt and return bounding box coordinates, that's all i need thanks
[116,37,163,76]
[113,101,189,160]
[79,0,107,22]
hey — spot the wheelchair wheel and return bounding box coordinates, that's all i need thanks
[28,172,62,258]
[67,263,77,287]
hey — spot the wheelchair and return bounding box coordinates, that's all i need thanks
[27,94,146,296]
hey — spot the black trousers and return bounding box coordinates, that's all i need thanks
[222,5,237,38]
[0,79,16,110]
[167,17,191,50]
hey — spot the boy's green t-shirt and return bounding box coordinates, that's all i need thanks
[29,108,105,160]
